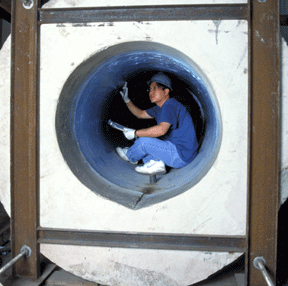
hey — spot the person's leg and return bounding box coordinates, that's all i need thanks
[116,147,138,164]
[126,137,187,168]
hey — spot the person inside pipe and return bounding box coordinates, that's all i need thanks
[116,72,198,175]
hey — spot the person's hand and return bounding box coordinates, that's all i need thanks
[120,82,130,103]
[123,127,137,140]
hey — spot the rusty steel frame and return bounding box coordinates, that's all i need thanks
[11,0,40,279]
[38,228,246,253]
[10,1,280,285]
[38,4,248,23]
[247,0,279,285]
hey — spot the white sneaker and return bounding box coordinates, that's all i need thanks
[135,160,166,175]
[116,147,138,165]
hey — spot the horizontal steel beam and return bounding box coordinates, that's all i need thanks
[38,228,246,253]
[39,4,248,24]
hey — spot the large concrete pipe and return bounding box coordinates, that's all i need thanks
[56,41,221,209]
[1,0,287,285]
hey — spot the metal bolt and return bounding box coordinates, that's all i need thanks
[253,256,266,269]
[22,0,34,9]
[20,245,32,258]
[0,245,32,275]
[150,174,157,184]
[253,257,275,286]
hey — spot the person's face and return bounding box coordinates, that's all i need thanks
[148,82,169,106]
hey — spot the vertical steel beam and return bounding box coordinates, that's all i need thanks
[248,0,280,285]
[11,0,40,279]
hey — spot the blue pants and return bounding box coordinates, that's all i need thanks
[126,137,188,168]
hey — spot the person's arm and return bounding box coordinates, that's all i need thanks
[123,122,170,140]
[126,101,152,119]
[120,82,152,119]
[136,122,171,138]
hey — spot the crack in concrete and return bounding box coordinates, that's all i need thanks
[133,186,157,209]
[134,193,145,209]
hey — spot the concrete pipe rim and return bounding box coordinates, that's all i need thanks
[55,41,222,210]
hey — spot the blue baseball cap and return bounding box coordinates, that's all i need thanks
[148,72,172,91]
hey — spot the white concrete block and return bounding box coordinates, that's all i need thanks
[0,1,286,285]
[39,20,248,237]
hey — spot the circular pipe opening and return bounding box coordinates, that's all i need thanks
[56,41,222,209]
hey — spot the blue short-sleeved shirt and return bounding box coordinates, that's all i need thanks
[146,98,198,163]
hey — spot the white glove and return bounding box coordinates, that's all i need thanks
[120,82,130,103]
[123,127,137,140]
